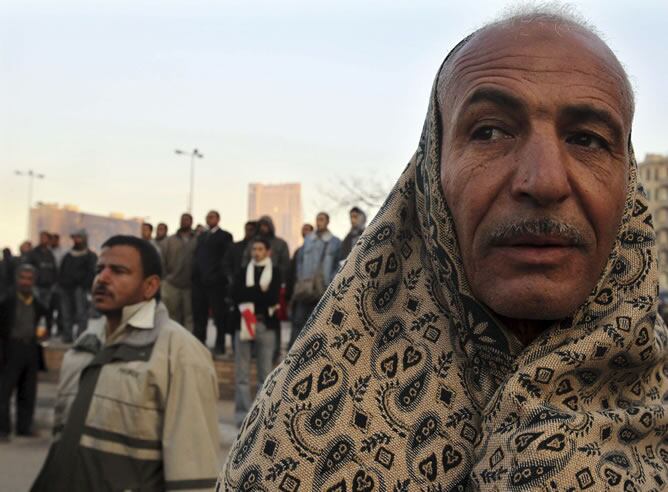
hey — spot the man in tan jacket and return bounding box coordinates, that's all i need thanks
[32,235,220,491]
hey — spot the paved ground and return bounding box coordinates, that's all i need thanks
[0,379,239,491]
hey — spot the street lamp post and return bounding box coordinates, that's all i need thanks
[174,148,204,214]
[15,169,45,238]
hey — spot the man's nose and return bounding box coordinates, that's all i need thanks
[510,129,572,207]
[96,266,112,283]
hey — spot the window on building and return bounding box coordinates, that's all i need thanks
[659,186,668,201]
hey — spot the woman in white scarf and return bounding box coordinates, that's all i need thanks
[233,238,281,427]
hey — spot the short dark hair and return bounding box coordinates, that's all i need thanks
[252,237,271,250]
[157,222,167,229]
[16,263,36,278]
[208,210,220,219]
[142,222,154,232]
[350,206,365,216]
[317,212,330,221]
[101,235,162,279]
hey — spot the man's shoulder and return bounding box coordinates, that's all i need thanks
[156,315,214,367]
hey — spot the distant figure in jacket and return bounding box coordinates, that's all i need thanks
[58,230,97,343]
[338,206,367,264]
[289,212,341,347]
[0,264,47,441]
[192,210,233,353]
[232,237,280,427]
[28,231,58,331]
[161,213,196,331]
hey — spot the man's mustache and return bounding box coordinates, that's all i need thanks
[487,218,587,246]
[93,284,113,297]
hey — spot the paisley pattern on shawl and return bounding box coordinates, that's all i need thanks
[218,56,668,491]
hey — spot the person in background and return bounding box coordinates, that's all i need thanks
[161,213,195,331]
[0,264,47,441]
[289,212,341,347]
[232,237,280,427]
[192,210,233,353]
[141,222,153,241]
[49,233,65,268]
[243,216,290,357]
[286,223,314,304]
[338,206,367,264]
[28,231,58,332]
[194,224,206,236]
[58,230,97,343]
[224,221,257,288]
[18,241,32,264]
[141,222,162,257]
[222,221,257,354]
[49,233,65,337]
[243,216,290,283]
[31,235,219,491]
[155,222,168,253]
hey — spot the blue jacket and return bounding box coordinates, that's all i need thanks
[296,231,341,286]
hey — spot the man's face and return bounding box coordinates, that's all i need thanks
[258,223,270,236]
[316,214,329,232]
[141,224,152,240]
[301,224,314,238]
[156,224,167,239]
[439,24,631,321]
[251,242,270,262]
[180,214,193,230]
[72,235,84,248]
[39,232,50,247]
[50,234,60,248]
[350,211,364,228]
[92,245,159,314]
[244,223,256,240]
[17,270,34,294]
[206,212,219,229]
[20,241,32,254]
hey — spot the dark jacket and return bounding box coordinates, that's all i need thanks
[59,250,97,290]
[232,264,281,329]
[223,239,250,294]
[29,246,58,287]
[0,291,47,367]
[192,228,233,287]
[338,226,365,263]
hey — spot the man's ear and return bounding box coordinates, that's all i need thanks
[143,275,161,300]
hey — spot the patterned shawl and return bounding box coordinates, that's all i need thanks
[219,46,668,492]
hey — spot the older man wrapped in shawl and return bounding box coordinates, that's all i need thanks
[220,9,668,491]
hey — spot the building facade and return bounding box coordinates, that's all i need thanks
[247,183,303,253]
[639,154,668,289]
[30,203,143,253]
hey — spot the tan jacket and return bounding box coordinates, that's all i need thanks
[32,300,220,492]
[162,232,196,289]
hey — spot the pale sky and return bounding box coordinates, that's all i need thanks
[2,0,667,251]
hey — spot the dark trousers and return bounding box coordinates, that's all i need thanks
[0,339,39,435]
[192,282,229,351]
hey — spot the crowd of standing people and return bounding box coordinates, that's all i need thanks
[0,205,367,443]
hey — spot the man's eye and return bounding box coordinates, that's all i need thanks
[566,132,608,150]
[471,126,510,141]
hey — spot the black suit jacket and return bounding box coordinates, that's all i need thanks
[192,228,233,287]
